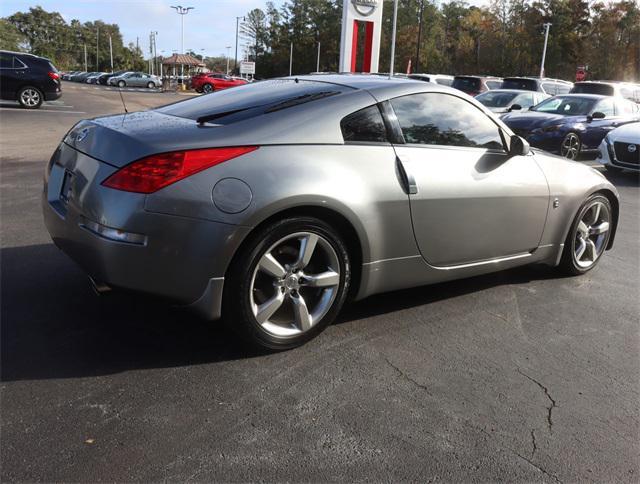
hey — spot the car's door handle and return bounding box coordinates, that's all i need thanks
[396,155,418,195]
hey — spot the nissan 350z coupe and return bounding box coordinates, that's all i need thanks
[43,75,620,349]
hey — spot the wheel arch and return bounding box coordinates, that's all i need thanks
[225,204,366,300]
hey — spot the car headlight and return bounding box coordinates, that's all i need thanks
[541,125,562,133]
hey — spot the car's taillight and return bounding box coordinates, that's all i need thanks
[102,146,258,194]
[48,71,60,80]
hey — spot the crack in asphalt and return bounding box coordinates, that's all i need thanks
[517,368,557,434]
[385,358,433,396]
[530,428,537,457]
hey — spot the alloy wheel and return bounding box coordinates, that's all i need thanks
[249,232,341,337]
[203,84,213,93]
[20,88,41,107]
[561,133,581,160]
[573,200,610,269]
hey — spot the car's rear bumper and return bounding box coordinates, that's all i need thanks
[42,143,251,319]
[44,89,62,101]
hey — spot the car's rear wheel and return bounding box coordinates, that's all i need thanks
[202,83,214,94]
[561,132,582,160]
[118,80,125,88]
[224,217,351,350]
[559,194,612,275]
[147,81,155,89]
[17,86,43,109]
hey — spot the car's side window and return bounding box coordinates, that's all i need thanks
[516,93,535,108]
[615,99,636,116]
[595,98,615,116]
[390,93,505,151]
[340,105,388,143]
[0,54,12,69]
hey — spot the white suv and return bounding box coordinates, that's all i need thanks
[597,122,640,173]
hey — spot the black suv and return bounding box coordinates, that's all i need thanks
[0,50,61,109]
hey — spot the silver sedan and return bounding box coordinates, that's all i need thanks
[108,71,161,88]
[43,75,619,349]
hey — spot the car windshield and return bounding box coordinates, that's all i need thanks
[571,83,614,96]
[157,79,349,125]
[502,78,537,91]
[476,91,519,107]
[531,96,596,115]
[452,77,480,91]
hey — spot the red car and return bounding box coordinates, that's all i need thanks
[191,72,248,93]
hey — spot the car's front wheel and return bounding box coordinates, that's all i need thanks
[224,217,351,350]
[17,86,43,109]
[147,81,155,89]
[561,132,582,160]
[202,83,214,94]
[560,194,612,275]
[118,80,126,88]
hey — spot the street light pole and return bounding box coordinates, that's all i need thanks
[389,0,399,78]
[540,22,552,78]
[109,35,113,72]
[234,16,245,74]
[171,6,194,80]
[316,41,321,72]
[289,42,293,76]
[415,0,425,73]
[226,46,231,74]
[96,26,99,71]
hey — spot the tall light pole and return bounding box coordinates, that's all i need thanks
[171,5,194,79]
[226,46,231,74]
[109,35,113,72]
[540,23,552,78]
[289,42,293,76]
[316,41,321,72]
[234,16,245,74]
[96,26,99,71]
[415,0,425,73]
[389,0,399,78]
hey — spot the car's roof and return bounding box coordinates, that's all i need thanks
[477,89,534,94]
[554,93,606,99]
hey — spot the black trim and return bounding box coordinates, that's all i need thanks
[378,100,405,144]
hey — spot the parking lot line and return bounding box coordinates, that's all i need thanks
[0,107,86,114]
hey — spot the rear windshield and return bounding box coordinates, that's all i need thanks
[157,79,349,125]
[436,78,453,86]
[476,91,519,107]
[452,77,480,92]
[502,78,538,91]
[571,83,614,96]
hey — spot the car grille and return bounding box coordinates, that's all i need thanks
[614,142,640,164]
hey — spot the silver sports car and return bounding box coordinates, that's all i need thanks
[43,75,619,349]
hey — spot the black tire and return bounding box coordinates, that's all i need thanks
[202,83,214,94]
[17,86,43,109]
[559,194,612,276]
[605,164,623,173]
[118,80,125,88]
[223,217,351,350]
[560,132,582,160]
[147,81,155,89]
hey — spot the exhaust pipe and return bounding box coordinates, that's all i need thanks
[89,276,112,295]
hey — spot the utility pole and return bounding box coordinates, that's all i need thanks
[540,23,552,78]
[415,0,425,73]
[96,26,99,71]
[389,0,399,77]
[84,43,87,71]
[109,35,113,72]
[234,15,245,74]
[316,42,321,72]
[226,46,231,75]
[171,6,194,79]
[289,42,293,76]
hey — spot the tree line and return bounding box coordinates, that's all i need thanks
[240,0,640,81]
[0,6,146,72]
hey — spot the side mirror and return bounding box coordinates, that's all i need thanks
[509,104,522,111]
[509,135,530,157]
[588,111,606,122]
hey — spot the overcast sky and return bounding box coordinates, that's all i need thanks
[2,0,491,59]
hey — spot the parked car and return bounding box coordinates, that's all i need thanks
[597,122,640,173]
[501,94,640,159]
[85,72,105,84]
[61,71,80,81]
[0,50,61,109]
[475,89,550,114]
[191,72,248,93]
[97,70,127,85]
[407,73,454,86]
[43,75,619,349]
[452,75,503,96]
[620,82,640,104]
[108,72,161,88]
[501,77,573,95]
[570,81,629,98]
[73,72,99,83]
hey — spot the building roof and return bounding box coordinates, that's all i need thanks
[161,54,204,66]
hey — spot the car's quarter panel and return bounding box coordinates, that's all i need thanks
[394,145,549,266]
[43,142,250,304]
[531,151,619,258]
[144,144,417,266]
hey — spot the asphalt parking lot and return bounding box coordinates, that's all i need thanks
[1,81,639,482]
